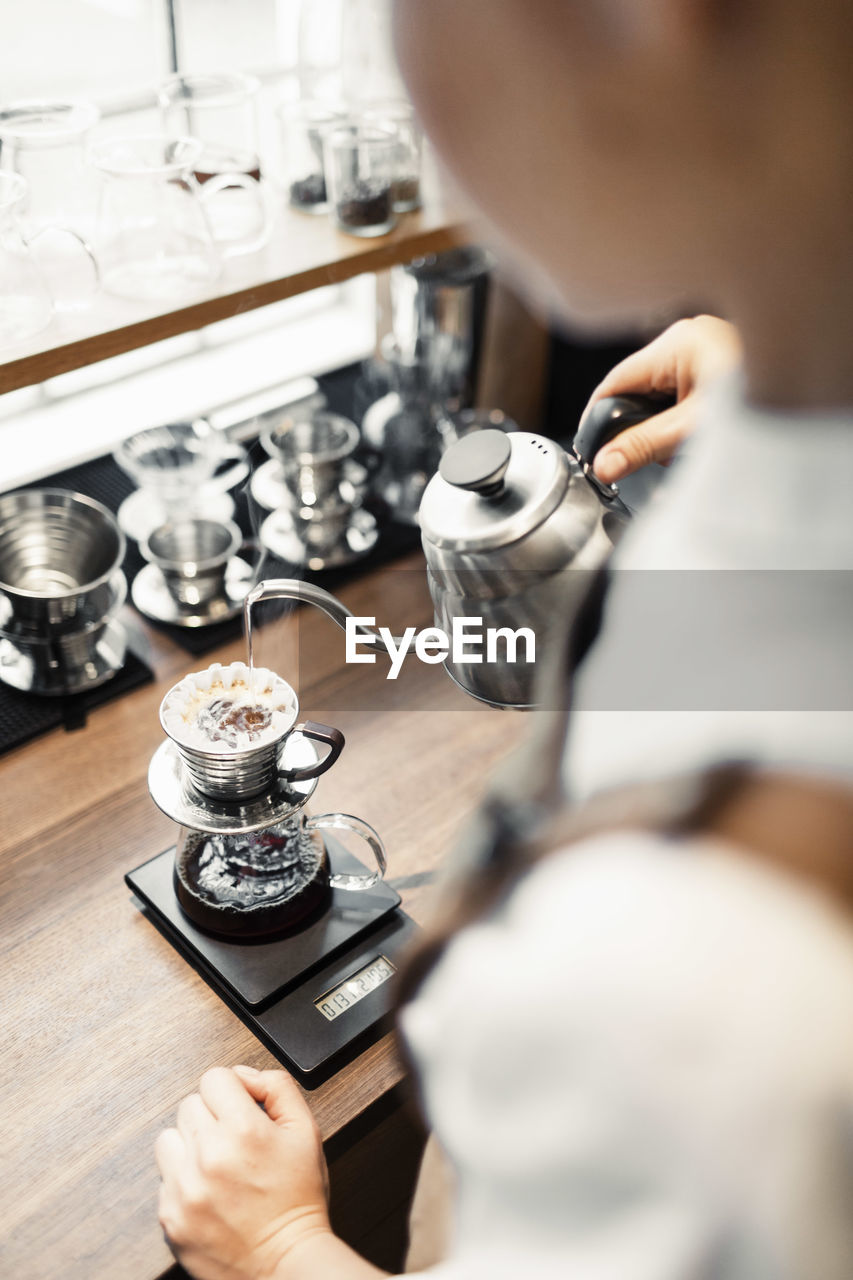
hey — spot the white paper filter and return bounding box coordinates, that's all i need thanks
[160,661,298,754]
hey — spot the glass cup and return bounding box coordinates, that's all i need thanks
[90,134,222,302]
[0,171,54,345]
[359,99,422,212]
[277,100,346,216]
[324,123,397,237]
[0,99,100,308]
[158,73,269,255]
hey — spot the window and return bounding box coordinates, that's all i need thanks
[3,1,174,106]
[3,1,305,111]
[0,0,398,484]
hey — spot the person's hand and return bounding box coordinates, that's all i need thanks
[582,315,741,484]
[155,1065,330,1280]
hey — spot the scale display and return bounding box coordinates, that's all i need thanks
[315,955,396,1021]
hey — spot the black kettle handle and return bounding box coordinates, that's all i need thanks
[572,391,677,469]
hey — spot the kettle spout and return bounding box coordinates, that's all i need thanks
[244,578,399,648]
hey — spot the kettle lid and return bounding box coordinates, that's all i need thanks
[419,429,571,553]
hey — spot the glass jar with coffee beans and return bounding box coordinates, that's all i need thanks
[359,100,422,212]
[324,123,397,237]
[278,100,346,215]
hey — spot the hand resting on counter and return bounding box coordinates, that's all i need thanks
[156,1065,386,1280]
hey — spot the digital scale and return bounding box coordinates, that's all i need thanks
[126,837,418,1087]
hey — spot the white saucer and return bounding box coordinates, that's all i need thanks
[260,506,380,570]
[118,488,237,544]
[131,557,255,628]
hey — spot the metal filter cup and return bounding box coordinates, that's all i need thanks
[262,411,360,507]
[159,664,298,800]
[175,734,284,801]
[0,488,126,634]
[141,517,241,609]
[158,661,346,803]
[0,569,127,695]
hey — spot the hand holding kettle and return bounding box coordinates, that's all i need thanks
[582,316,742,484]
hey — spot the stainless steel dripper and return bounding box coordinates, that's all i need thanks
[0,488,127,694]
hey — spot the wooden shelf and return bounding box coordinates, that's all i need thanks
[0,184,474,395]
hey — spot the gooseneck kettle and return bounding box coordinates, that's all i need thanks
[418,393,674,708]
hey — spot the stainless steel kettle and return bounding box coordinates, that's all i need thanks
[418,393,672,709]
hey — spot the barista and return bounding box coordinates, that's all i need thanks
[155,1,853,1278]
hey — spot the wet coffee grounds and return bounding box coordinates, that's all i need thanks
[195,696,274,746]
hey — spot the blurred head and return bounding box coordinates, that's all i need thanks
[393,0,853,331]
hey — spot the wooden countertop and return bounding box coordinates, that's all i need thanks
[0,552,521,1279]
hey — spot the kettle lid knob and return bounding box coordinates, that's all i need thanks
[439,428,512,496]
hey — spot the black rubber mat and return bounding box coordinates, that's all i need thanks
[0,648,153,757]
[14,365,422,657]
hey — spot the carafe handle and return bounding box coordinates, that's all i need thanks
[29,225,100,305]
[305,812,387,890]
[283,720,345,781]
[196,170,271,257]
[205,439,250,495]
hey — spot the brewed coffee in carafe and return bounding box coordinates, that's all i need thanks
[174,811,331,939]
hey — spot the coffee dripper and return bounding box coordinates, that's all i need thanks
[259,410,379,569]
[148,662,387,939]
[114,419,249,543]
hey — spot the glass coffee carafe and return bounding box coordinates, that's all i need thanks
[90,135,222,302]
[0,99,100,310]
[173,804,386,938]
[361,337,448,524]
[0,170,54,344]
[158,73,269,256]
